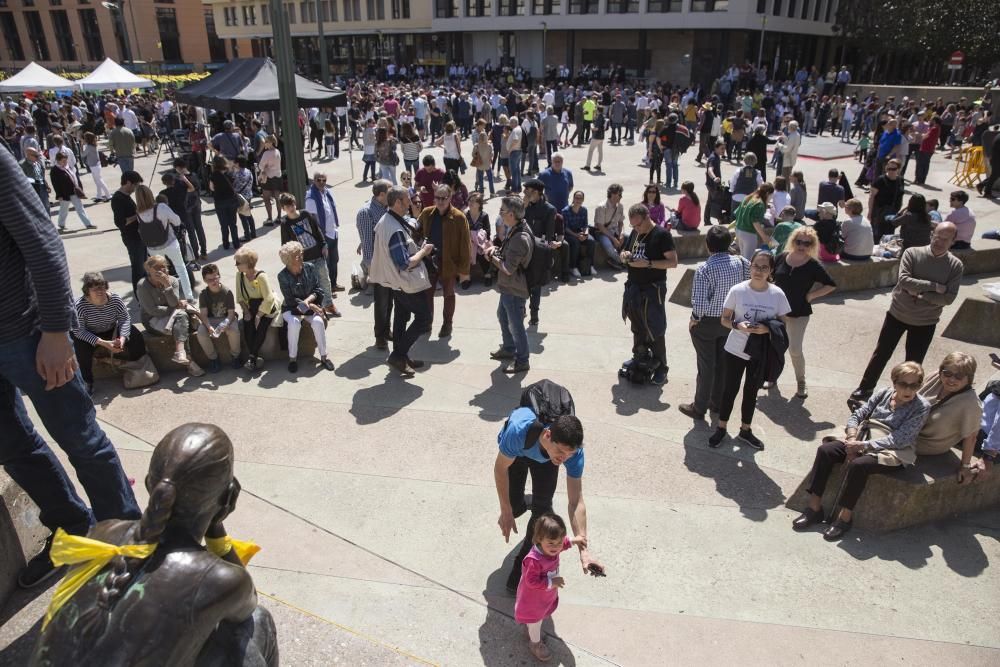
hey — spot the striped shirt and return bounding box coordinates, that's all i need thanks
[72,294,131,345]
[0,145,75,343]
[355,197,387,266]
[691,252,750,319]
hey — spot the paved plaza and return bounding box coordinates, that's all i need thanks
[2,132,999,666]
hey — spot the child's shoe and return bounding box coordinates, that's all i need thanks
[529,640,552,662]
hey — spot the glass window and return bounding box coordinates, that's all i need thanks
[286,2,296,22]
[648,0,682,11]
[567,0,597,14]
[824,0,834,22]
[532,0,559,14]
[0,12,24,60]
[262,4,269,24]
[51,10,76,61]
[772,0,781,15]
[156,7,182,63]
[756,0,767,11]
[300,1,315,22]
[607,0,637,12]
[692,0,727,10]
[434,0,457,17]
[813,0,822,20]
[466,0,492,16]
[205,8,227,61]
[498,0,524,15]
[23,11,49,60]
[76,8,102,61]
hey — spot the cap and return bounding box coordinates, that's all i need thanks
[121,170,143,184]
[523,178,545,193]
[817,202,837,213]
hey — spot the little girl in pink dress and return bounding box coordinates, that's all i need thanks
[514,513,586,662]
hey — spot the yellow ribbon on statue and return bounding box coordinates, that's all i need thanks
[43,528,261,629]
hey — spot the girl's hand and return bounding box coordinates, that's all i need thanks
[550,576,565,589]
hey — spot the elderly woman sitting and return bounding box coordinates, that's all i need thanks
[234,247,280,373]
[72,271,147,395]
[277,241,335,374]
[793,361,930,541]
[135,255,205,377]
[915,352,984,483]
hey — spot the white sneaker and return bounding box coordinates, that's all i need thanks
[187,361,205,377]
[171,352,190,365]
[571,268,582,278]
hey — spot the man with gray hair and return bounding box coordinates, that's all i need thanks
[20,146,48,208]
[370,186,434,375]
[485,196,533,373]
[356,180,392,348]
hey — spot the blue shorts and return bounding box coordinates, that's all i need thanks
[415,118,425,130]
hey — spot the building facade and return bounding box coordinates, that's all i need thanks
[0,0,230,74]
[206,0,841,85]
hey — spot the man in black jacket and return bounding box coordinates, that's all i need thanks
[523,179,560,326]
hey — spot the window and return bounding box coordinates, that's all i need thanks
[23,11,49,60]
[0,12,24,60]
[77,8,102,60]
[498,0,523,15]
[567,0,596,14]
[648,0,682,10]
[800,0,809,18]
[243,5,256,25]
[320,0,337,21]
[772,0,781,14]
[607,0,636,11]
[366,0,384,19]
[223,6,235,26]
[343,0,360,20]
[691,0,727,10]
[813,0,822,20]
[300,1,315,22]
[205,8,227,61]
[286,2,296,22]
[51,10,76,61]
[533,0,558,14]
[391,0,409,18]
[262,3,269,24]
[435,0,457,17]
[756,0,767,11]
[824,0,834,22]
[156,7,182,62]
[467,0,491,16]
[787,0,795,17]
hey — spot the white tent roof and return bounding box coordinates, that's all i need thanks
[75,58,155,91]
[0,62,76,92]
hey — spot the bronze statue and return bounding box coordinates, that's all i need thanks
[31,423,278,666]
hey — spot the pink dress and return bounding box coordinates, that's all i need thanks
[514,537,572,624]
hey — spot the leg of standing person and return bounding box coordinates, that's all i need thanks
[90,163,111,200]
[498,293,529,365]
[123,236,148,294]
[309,257,334,308]
[373,282,393,344]
[0,332,141,523]
[440,275,456,329]
[857,312,908,393]
[902,322,936,365]
[784,315,809,385]
[325,236,340,289]
[505,457,559,591]
[508,151,522,192]
[717,353,749,425]
[689,317,725,415]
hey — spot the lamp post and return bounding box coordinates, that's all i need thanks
[540,21,547,79]
[102,1,133,67]
[756,13,767,73]
[269,0,307,200]
[375,29,383,74]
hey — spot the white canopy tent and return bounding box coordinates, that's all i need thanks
[75,58,155,91]
[0,62,76,93]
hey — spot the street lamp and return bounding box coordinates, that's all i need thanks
[756,13,767,73]
[102,0,133,67]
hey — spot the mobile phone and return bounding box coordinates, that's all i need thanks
[587,563,606,577]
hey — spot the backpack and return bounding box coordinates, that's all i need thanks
[733,166,758,196]
[673,125,692,154]
[521,229,553,291]
[138,206,170,248]
[619,346,659,384]
[519,380,576,447]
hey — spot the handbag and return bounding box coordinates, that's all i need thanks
[98,151,109,168]
[108,353,160,389]
[236,193,252,216]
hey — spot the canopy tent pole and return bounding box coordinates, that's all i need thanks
[270,0,307,200]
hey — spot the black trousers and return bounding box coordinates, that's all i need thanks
[689,316,728,414]
[859,312,936,393]
[506,456,560,589]
[718,352,761,425]
[390,289,431,359]
[373,282,394,341]
[73,326,146,385]
[241,314,273,359]
[122,236,148,294]
[806,440,900,511]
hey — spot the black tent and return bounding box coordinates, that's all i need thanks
[175,58,346,112]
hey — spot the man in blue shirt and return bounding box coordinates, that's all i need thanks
[537,153,573,212]
[876,117,903,177]
[561,190,595,278]
[493,406,604,592]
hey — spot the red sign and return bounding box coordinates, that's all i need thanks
[950,51,965,65]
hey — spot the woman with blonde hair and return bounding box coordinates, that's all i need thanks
[277,241,335,373]
[916,352,983,484]
[234,247,280,372]
[135,184,194,300]
[773,226,837,398]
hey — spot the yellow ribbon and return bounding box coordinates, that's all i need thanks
[43,529,261,629]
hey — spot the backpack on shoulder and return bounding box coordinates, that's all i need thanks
[519,379,576,447]
[138,207,170,248]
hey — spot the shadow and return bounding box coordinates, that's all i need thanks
[477,561,577,667]
[913,183,943,192]
[469,367,526,422]
[348,289,374,309]
[349,377,424,425]
[55,226,116,240]
[527,330,547,355]
[681,430,786,522]
[610,376,669,416]
[835,510,999,577]
[334,349,385,380]
[254,357,326,390]
[416,336,462,366]
[0,567,56,628]
[754,387,836,441]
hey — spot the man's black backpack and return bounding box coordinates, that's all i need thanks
[519,380,576,447]
[619,346,658,384]
[503,222,552,291]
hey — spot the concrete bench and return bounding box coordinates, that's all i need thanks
[942,296,1000,347]
[669,246,1000,308]
[0,472,46,609]
[92,323,319,380]
[785,451,1000,532]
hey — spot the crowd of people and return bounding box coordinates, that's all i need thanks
[2,58,999,661]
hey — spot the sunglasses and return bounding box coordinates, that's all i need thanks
[794,239,814,247]
[315,178,326,182]
[939,368,966,381]
[894,380,922,391]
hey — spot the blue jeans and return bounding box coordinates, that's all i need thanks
[0,332,140,532]
[508,151,522,191]
[476,168,495,194]
[497,293,529,365]
[117,156,134,173]
[215,200,240,248]
[664,150,679,189]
